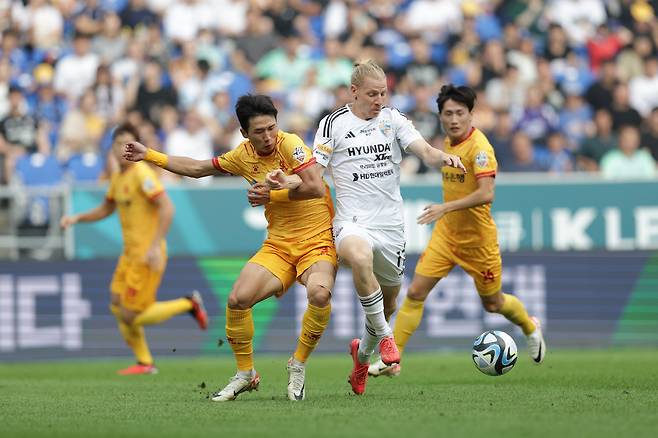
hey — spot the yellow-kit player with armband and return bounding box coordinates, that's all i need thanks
[123,95,336,401]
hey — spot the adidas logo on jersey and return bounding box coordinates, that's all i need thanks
[345,131,356,139]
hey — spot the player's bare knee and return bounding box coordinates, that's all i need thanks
[120,308,136,325]
[407,286,430,301]
[343,250,373,272]
[482,298,503,313]
[227,290,252,310]
[307,282,331,307]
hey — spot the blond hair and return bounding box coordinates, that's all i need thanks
[351,59,386,87]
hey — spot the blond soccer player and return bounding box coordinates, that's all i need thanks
[265,60,466,395]
[123,95,336,401]
[61,123,208,375]
[369,84,547,378]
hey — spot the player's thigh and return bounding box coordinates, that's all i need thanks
[415,232,455,281]
[121,260,163,313]
[246,243,297,300]
[229,263,284,309]
[109,255,128,296]
[407,273,441,301]
[371,228,406,288]
[296,229,337,299]
[334,222,374,269]
[457,243,502,297]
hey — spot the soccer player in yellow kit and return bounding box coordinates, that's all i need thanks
[369,85,546,377]
[61,123,208,375]
[122,95,336,401]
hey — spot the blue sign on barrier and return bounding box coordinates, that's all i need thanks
[70,178,658,259]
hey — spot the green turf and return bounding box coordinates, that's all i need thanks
[1,350,656,438]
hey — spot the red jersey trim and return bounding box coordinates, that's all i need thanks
[475,170,496,179]
[293,157,317,173]
[449,127,476,147]
[148,190,165,201]
[212,156,231,174]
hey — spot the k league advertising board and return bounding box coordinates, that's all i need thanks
[1,251,656,361]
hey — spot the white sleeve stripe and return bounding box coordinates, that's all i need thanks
[323,107,349,137]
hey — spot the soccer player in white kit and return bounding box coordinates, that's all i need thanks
[267,60,465,395]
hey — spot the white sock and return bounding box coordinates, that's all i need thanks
[290,358,305,368]
[359,288,391,337]
[357,288,391,362]
[357,323,378,363]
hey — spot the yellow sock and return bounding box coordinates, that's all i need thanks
[226,307,254,371]
[499,293,536,335]
[110,304,153,365]
[133,298,193,326]
[393,297,425,354]
[293,303,331,363]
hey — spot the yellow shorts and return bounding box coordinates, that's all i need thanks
[415,232,501,296]
[249,228,337,295]
[110,253,166,311]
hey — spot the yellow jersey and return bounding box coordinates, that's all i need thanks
[106,161,166,258]
[436,128,498,247]
[212,131,333,241]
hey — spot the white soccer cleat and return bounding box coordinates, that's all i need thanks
[526,316,546,364]
[368,359,401,378]
[286,358,306,401]
[211,371,260,402]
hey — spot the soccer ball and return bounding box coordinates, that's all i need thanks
[472,330,518,376]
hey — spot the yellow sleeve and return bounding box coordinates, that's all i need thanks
[472,141,497,179]
[212,148,244,177]
[136,165,165,200]
[279,133,316,174]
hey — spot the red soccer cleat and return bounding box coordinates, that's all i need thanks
[117,363,158,375]
[189,290,208,330]
[348,338,369,395]
[379,336,400,366]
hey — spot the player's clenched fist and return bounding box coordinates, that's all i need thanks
[123,141,148,161]
[265,169,302,190]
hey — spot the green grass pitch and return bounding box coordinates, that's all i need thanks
[1,349,656,437]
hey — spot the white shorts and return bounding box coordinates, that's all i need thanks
[333,221,406,286]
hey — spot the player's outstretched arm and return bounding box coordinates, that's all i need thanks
[123,141,218,178]
[407,139,466,172]
[60,198,116,229]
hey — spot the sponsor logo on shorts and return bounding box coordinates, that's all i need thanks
[480,269,495,283]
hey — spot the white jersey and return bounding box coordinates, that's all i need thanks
[313,105,423,229]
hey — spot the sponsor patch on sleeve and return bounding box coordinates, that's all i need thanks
[292,146,307,164]
[142,177,155,193]
[475,151,489,169]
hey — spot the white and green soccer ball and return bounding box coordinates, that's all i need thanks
[472,330,518,376]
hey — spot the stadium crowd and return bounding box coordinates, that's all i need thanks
[1,0,658,186]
